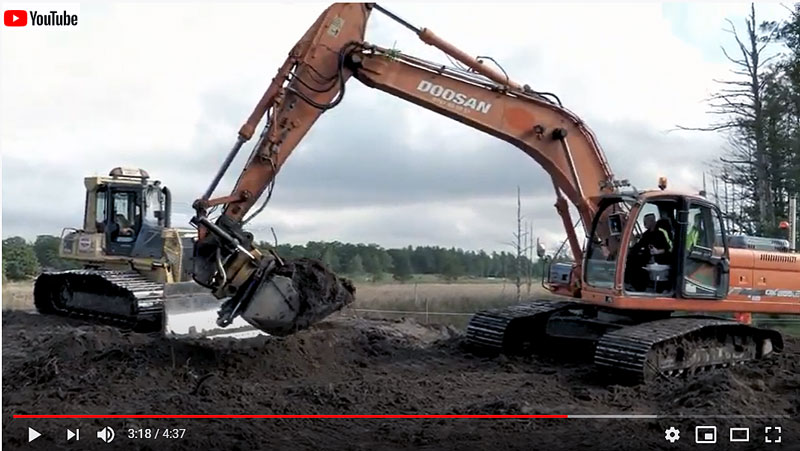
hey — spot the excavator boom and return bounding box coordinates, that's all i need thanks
[196,4,616,255]
[191,3,619,322]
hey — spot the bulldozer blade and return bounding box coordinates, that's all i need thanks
[163,281,267,339]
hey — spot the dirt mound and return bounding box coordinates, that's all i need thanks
[265,257,357,335]
[3,311,798,450]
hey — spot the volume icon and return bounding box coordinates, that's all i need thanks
[96,427,115,443]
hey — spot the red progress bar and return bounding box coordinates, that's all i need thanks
[14,414,567,419]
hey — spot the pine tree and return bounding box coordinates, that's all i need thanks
[346,254,365,275]
[390,250,413,282]
[2,237,40,280]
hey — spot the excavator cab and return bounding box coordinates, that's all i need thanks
[584,192,730,300]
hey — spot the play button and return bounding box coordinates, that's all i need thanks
[28,427,41,442]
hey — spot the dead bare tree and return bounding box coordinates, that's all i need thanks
[515,186,523,301]
[522,218,529,296]
[677,4,780,234]
[505,186,532,302]
[526,221,534,294]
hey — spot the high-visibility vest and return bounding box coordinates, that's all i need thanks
[686,227,700,250]
[658,227,673,252]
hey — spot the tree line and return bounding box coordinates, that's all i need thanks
[2,235,81,281]
[2,234,545,282]
[261,240,544,282]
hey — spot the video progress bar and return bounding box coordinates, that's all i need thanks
[13,414,792,419]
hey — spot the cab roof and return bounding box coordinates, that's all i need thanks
[590,188,710,207]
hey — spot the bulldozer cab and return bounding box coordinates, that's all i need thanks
[91,168,171,258]
[584,192,731,300]
[60,168,173,261]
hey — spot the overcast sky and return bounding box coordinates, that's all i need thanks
[1,1,793,253]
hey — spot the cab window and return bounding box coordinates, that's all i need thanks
[143,186,165,227]
[623,200,677,294]
[682,204,727,297]
[585,201,631,289]
[95,188,108,232]
[111,191,139,243]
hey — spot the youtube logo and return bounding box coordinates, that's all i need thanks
[3,8,79,27]
[4,10,27,26]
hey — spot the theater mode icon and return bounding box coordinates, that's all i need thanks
[729,427,749,443]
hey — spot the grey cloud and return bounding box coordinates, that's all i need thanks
[2,78,723,247]
[146,81,722,212]
[2,157,86,237]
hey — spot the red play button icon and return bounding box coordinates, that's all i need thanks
[4,10,27,26]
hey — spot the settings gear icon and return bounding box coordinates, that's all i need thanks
[664,427,681,443]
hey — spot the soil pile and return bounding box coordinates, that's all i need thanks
[3,311,797,450]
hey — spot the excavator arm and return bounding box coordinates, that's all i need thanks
[190,3,617,334]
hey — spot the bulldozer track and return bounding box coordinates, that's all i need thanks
[594,317,784,382]
[466,300,577,354]
[34,269,164,331]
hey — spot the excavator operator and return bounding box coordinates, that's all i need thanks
[633,213,672,263]
[627,213,673,291]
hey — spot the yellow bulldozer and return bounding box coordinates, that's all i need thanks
[35,168,213,333]
[34,167,354,338]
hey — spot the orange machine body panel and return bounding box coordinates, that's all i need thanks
[727,248,800,302]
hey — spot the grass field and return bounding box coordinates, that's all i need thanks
[348,281,546,327]
[4,278,799,335]
[2,282,36,311]
[1,278,542,329]
[1,279,537,313]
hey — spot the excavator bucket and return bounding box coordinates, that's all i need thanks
[163,259,355,339]
[227,258,357,337]
[163,282,266,339]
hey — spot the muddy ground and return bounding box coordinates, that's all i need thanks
[3,311,798,451]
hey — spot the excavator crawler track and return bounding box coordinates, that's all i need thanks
[34,269,164,332]
[466,300,577,354]
[594,317,784,383]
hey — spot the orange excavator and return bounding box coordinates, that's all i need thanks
[173,3,798,380]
